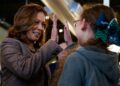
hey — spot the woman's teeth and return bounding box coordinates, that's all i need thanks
[32,31,40,38]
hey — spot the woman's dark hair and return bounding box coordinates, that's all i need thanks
[8,3,47,47]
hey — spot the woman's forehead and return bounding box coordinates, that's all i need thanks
[36,12,46,21]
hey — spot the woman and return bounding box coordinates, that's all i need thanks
[58,4,120,86]
[1,3,62,86]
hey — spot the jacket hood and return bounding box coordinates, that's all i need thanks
[76,46,120,82]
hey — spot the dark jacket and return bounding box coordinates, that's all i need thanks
[58,46,120,86]
[1,38,62,86]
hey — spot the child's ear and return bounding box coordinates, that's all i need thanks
[81,19,87,31]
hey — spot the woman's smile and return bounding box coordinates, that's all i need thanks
[32,30,40,38]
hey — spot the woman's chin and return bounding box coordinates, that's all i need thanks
[34,38,39,41]
[30,37,39,42]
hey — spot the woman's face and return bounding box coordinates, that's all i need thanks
[26,12,46,42]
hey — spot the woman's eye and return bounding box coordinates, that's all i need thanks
[42,23,46,28]
[35,20,40,24]
[34,20,46,28]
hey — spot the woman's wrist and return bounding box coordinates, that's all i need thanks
[52,22,57,28]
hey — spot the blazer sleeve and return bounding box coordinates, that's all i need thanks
[1,39,62,80]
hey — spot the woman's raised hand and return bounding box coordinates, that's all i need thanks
[50,14,58,42]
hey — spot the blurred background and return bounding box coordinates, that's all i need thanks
[0,0,120,24]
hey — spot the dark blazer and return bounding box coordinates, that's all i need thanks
[1,38,62,86]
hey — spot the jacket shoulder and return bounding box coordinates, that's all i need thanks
[1,38,22,46]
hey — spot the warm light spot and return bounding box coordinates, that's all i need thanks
[59,29,63,33]
[45,16,50,20]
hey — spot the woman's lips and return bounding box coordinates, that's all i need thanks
[32,31,40,38]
